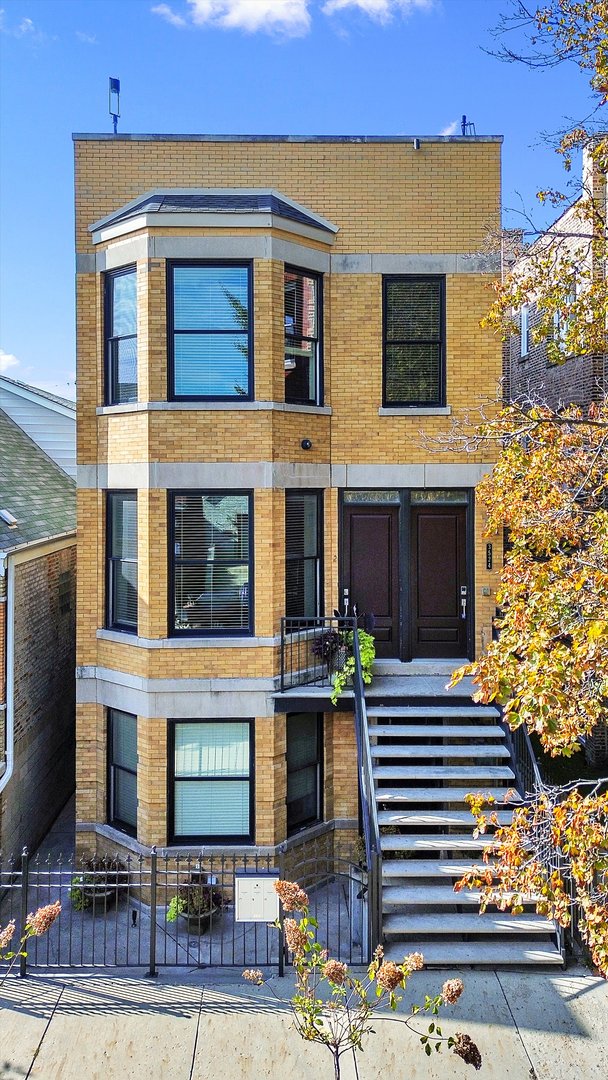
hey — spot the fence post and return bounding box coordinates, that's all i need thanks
[19,847,29,978]
[277,843,286,977]
[146,847,158,978]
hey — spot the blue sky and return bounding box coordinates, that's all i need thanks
[0,0,595,399]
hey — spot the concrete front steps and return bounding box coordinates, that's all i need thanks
[366,682,563,968]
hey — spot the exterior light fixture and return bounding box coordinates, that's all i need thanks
[301,439,312,451]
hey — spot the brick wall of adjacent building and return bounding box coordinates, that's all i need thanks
[0,545,76,857]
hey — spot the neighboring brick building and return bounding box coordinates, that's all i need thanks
[0,407,76,858]
[74,133,503,861]
[506,146,607,408]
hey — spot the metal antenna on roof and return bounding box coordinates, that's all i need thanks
[461,115,476,136]
[109,77,120,134]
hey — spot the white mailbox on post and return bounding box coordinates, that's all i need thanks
[235,870,280,923]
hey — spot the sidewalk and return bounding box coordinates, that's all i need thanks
[1,964,606,1079]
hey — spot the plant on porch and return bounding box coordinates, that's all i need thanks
[0,901,61,982]
[243,879,482,1079]
[329,629,375,706]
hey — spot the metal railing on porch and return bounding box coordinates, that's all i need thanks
[279,615,355,691]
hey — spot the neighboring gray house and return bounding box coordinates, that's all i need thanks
[0,375,76,480]
[0,397,76,858]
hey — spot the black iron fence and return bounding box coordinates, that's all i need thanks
[280,616,356,691]
[0,846,369,977]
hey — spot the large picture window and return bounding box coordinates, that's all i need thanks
[287,713,322,835]
[105,267,137,404]
[107,492,138,632]
[383,276,445,407]
[169,263,252,400]
[285,490,322,617]
[170,720,253,843]
[170,491,252,635]
[108,708,138,836]
[284,268,322,405]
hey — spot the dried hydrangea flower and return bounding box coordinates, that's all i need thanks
[284,918,308,958]
[452,1033,482,1070]
[26,901,61,937]
[323,959,348,986]
[376,961,405,993]
[274,880,309,912]
[403,951,424,972]
[442,978,465,1005]
[242,968,264,984]
[0,920,16,951]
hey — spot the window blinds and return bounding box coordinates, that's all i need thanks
[384,277,444,406]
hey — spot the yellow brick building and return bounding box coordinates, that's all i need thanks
[74,133,502,860]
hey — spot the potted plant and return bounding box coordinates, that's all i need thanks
[311,627,344,678]
[330,629,375,705]
[69,855,127,912]
[166,874,226,934]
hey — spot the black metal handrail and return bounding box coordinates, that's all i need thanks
[351,627,382,955]
[280,615,355,691]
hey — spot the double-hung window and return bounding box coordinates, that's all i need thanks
[286,713,322,835]
[285,490,322,617]
[107,492,138,632]
[169,262,252,400]
[383,276,445,407]
[108,708,138,836]
[170,491,252,635]
[170,720,253,843]
[105,267,137,404]
[520,304,530,358]
[284,268,322,405]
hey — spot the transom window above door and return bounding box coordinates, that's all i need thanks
[169,262,252,400]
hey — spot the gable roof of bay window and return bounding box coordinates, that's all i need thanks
[89,189,339,245]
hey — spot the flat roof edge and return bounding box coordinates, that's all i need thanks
[73,133,503,144]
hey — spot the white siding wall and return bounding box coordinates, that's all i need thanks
[0,385,76,479]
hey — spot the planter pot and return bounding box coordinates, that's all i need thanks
[178,907,219,934]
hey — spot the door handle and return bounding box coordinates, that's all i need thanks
[460,585,467,620]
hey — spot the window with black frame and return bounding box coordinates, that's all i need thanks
[107,492,138,632]
[105,267,137,404]
[383,276,445,407]
[284,268,321,405]
[170,263,252,400]
[285,490,322,617]
[170,720,253,843]
[108,708,137,835]
[170,492,252,634]
[287,713,322,835]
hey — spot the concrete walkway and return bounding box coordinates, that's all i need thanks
[0,965,606,1079]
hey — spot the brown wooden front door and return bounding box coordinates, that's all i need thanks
[410,505,468,658]
[342,505,400,658]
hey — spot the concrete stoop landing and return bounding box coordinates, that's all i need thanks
[365,667,564,968]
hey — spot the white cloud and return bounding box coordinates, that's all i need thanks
[76,30,97,44]
[439,120,459,136]
[0,9,51,43]
[0,349,19,374]
[151,3,188,28]
[153,0,311,36]
[322,0,433,22]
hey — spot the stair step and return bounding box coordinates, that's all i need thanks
[381,834,496,852]
[383,913,555,936]
[382,941,564,966]
[375,787,514,804]
[382,859,492,878]
[378,810,513,827]
[374,765,515,781]
[371,743,510,759]
[370,724,504,739]
[382,885,536,907]
[367,706,500,719]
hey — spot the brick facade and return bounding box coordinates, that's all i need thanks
[0,544,76,857]
[74,135,502,857]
